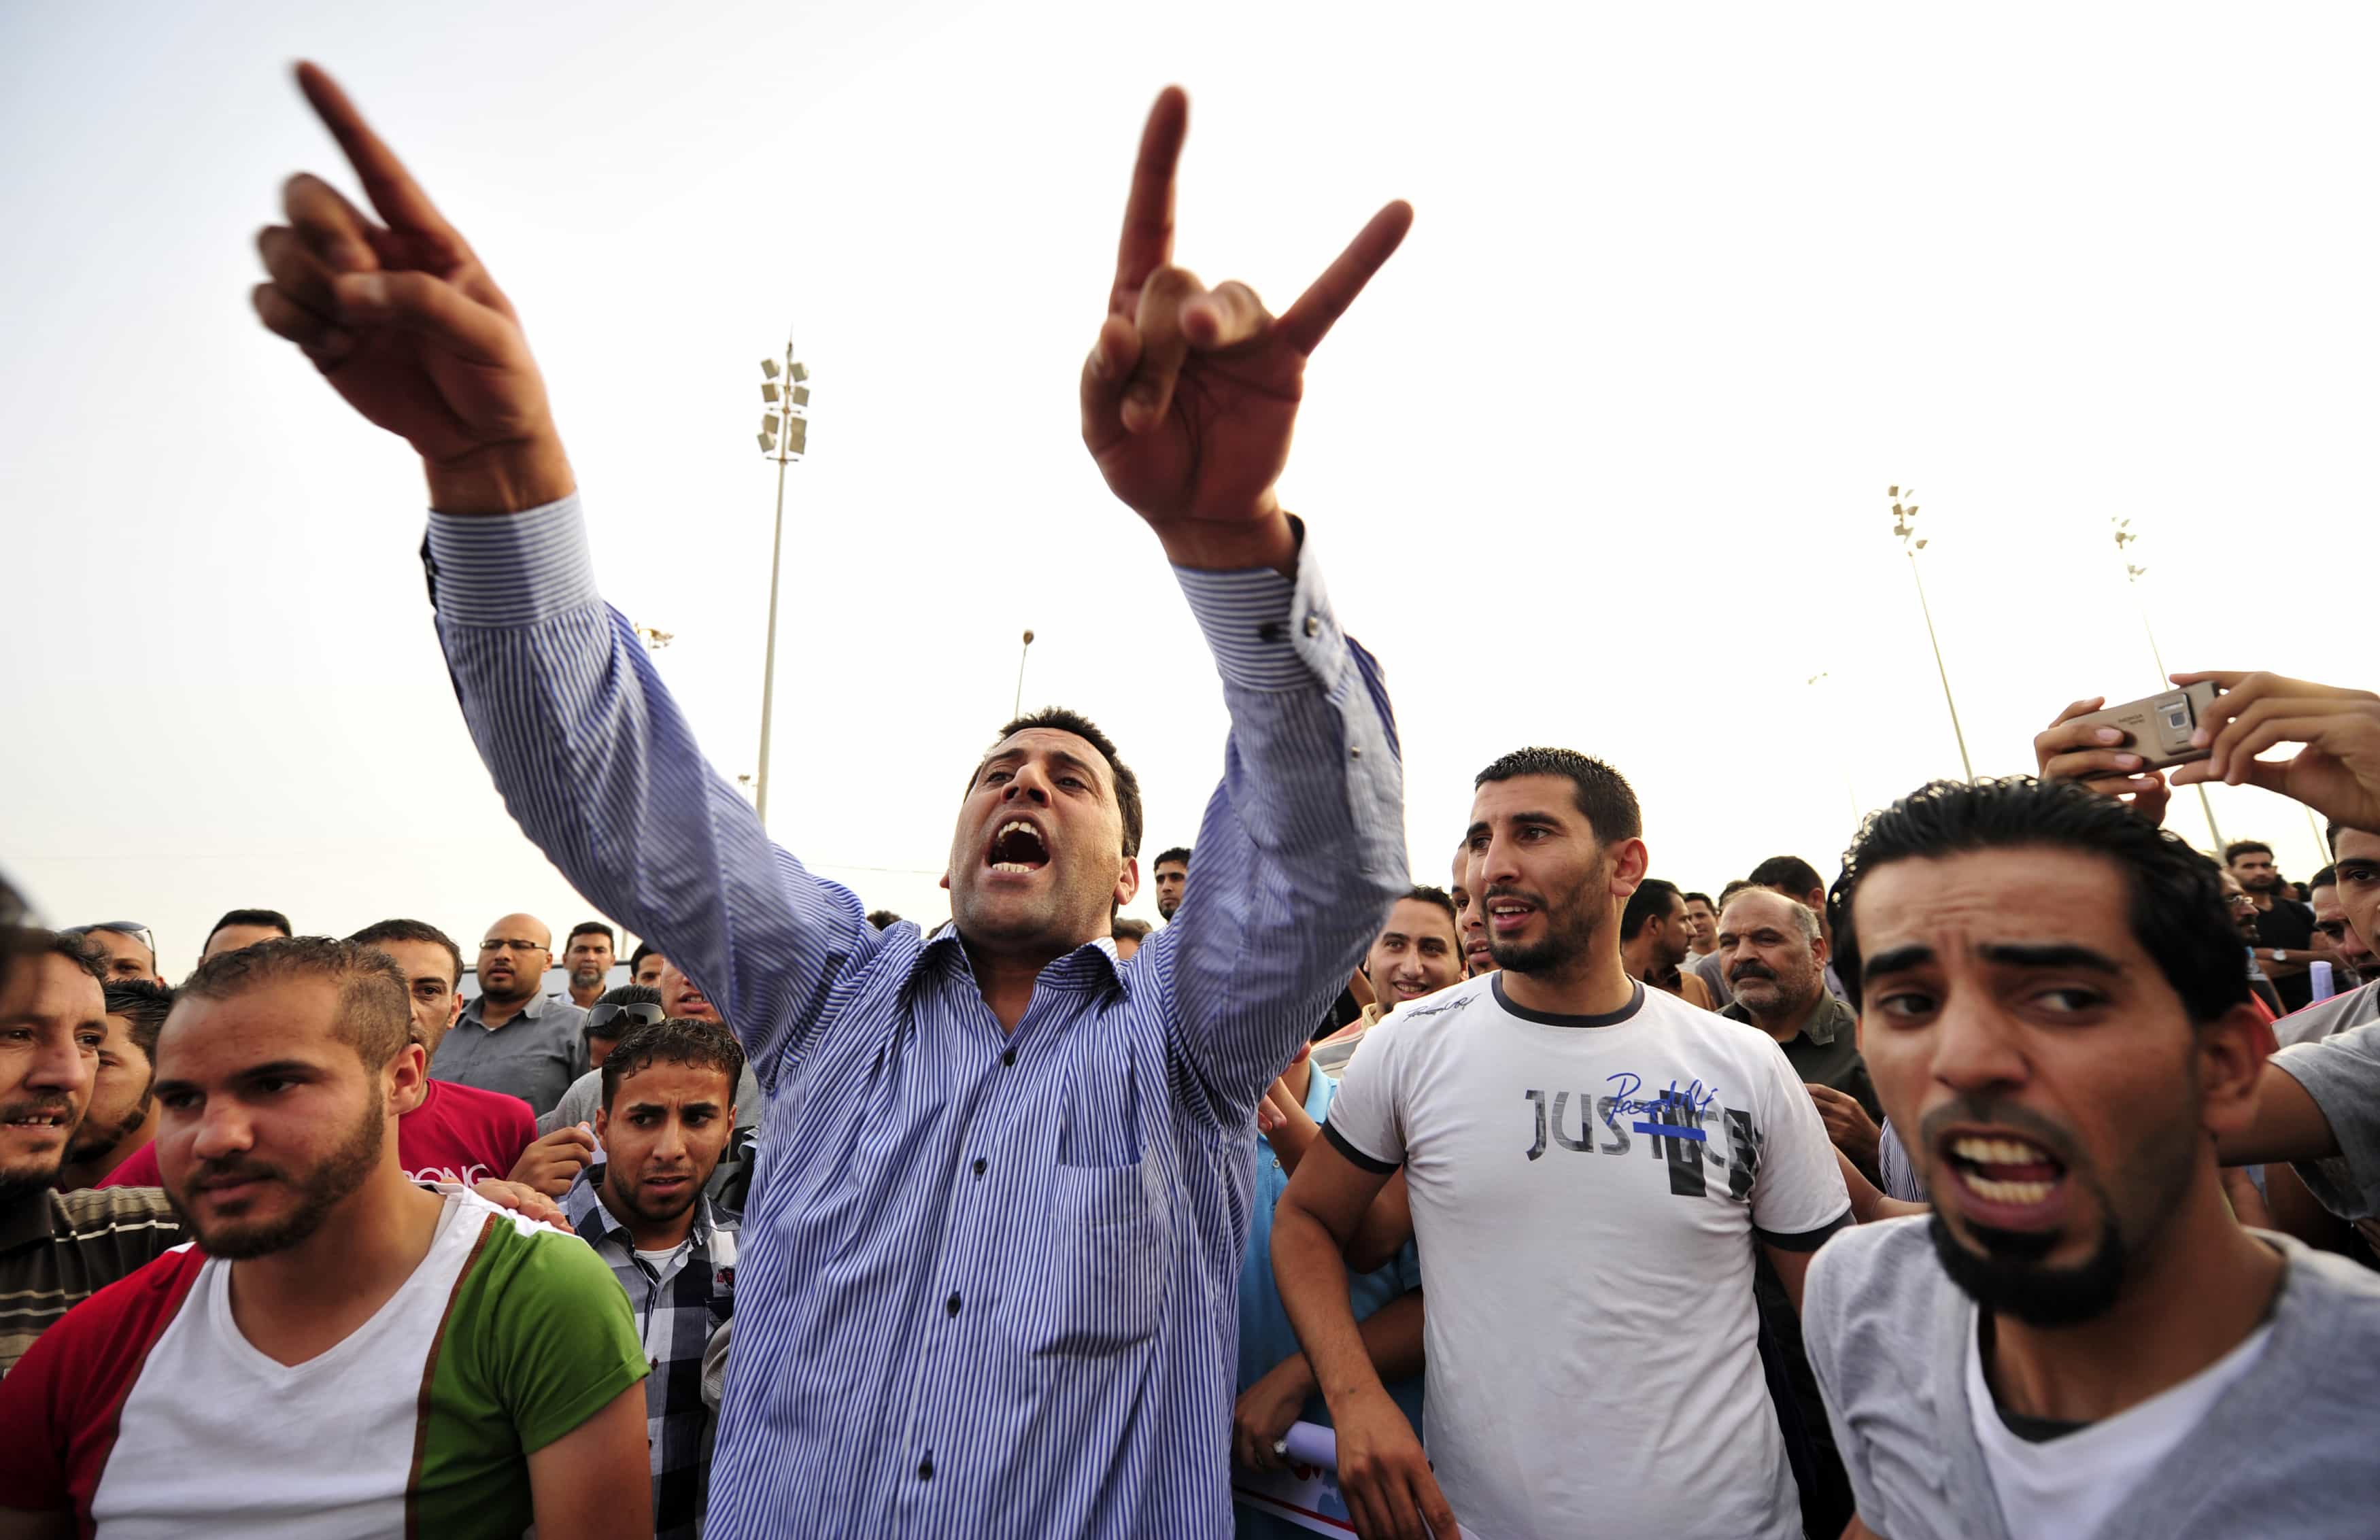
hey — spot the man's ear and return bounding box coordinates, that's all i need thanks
[1114,855,1141,908]
[446,989,464,1027]
[2198,1002,2273,1142]
[388,1042,429,1117]
[1609,838,1651,895]
[594,1106,610,1145]
[1810,930,1832,968]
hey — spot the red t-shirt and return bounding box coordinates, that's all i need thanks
[98,1080,537,1191]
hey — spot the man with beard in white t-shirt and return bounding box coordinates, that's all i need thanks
[1273,747,1852,1540]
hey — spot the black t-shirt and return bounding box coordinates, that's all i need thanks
[2254,900,2319,1011]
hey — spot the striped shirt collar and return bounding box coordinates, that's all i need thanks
[915,922,1136,1001]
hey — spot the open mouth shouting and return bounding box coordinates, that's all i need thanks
[1939,1129,2071,1229]
[985,817,1053,879]
[0,1099,76,1143]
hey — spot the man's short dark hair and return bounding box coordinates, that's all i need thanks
[206,908,292,949]
[1399,885,1459,929]
[103,979,175,1061]
[566,921,615,948]
[586,983,662,1042]
[1473,747,1642,844]
[1748,856,1828,900]
[1620,878,1684,942]
[2222,840,2274,866]
[628,942,657,971]
[6,927,107,985]
[1683,891,1714,910]
[1154,846,1193,870]
[1110,917,1153,944]
[347,919,465,988]
[1716,878,1756,908]
[600,1017,746,1112]
[2309,864,2338,891]
[866,910,904,930]
[178,936,410,1070]
[1831,778,2249,1027]
[973,707,1144,859]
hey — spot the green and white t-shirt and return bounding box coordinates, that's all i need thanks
[0,1189,647,1537]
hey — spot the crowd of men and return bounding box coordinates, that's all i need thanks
[6,61,2380,1540]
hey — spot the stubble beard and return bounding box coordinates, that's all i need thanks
[169,1093,386,1261]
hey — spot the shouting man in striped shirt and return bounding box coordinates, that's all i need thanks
[247,62,1412,1539]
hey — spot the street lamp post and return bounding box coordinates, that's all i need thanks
[753,341,813,825]
[1013,630,1035,719]
[1889,487,1975,781]
[2111,518,2223,848]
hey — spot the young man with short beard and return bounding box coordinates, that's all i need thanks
[54,980,170,1191]
[1803,779,2380,1539]
[0,938,652,1535]
[563,1018,743,1540]
[1274,748,1850,1540]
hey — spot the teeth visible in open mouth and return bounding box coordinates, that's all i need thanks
[989,819,1049,870]
[1959,1171,2054,1205]
[1491,905,1528,917]
[5,1117,65,1127]
[1952,1137,2054,1166]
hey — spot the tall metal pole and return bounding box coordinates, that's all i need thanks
[1904,551,1974,781]
[753,338,810,825]
[2113,521,2222,847]
[1012,629,1035,719]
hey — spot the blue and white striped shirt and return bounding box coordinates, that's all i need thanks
[424,497,1407,1539]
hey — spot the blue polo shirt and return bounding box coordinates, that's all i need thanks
[1236,1063,1425,1430]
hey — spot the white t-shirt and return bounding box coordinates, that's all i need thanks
[1965,1315,2275,1540]
[1325,972,1850,1540]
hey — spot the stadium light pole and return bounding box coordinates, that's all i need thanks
[1889,487,1974,781]
[753,340,813,825]
[2111,517,2223,848]
[1013,629,1035,719]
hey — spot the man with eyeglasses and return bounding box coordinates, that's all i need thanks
[64,923,166,987]
[428,913,588,1117]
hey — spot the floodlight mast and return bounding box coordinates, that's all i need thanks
[753,339,813,825]
[1889,486,1975,781]
[2113,517,2225,847]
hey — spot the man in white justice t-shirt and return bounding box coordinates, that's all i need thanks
[1274,747,1851,1540]
[1803,778,2380,1540]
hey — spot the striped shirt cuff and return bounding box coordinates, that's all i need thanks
[423,494,601,627]
[1172,524,1344,693]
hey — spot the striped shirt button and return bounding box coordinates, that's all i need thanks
[946,1291,962,1316]
[917,1454,933,1481]
[1001,1049,1016,1066]
[971,1157,987,1178]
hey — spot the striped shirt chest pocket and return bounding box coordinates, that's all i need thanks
[1004,1158,1176,1360]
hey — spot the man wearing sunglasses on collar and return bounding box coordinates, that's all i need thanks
[536,980,767,1204]
[64,923,167,987]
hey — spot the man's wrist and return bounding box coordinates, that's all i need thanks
[424,437,577,516]
[1154,507,1299,579]
[1266,1350,1319,1399]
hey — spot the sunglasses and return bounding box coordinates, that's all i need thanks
[586,1002,667,1032]
[67,921,158,957]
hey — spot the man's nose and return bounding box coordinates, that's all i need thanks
[24,1033,92,1099]
[191,1099,257,1161]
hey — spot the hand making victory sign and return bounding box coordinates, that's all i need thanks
[1081,88,1413,577]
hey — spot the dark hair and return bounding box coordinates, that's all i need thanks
[1110,917,1153,943]
[2222,840,2274,866]
[1716,878,1756,906]
[1474,747,1642,844]
[566,921,615,948]
[2309,864,2338,891]
[1748,856,1828,900]
[628,942,657,971]
[207,908,292,949]
[600,1017,746,1112]
[1831,778,2249,1027]
[1620,878,1684,941]
[585,984,663,1041]
[1683,891,1714,910]
[347,919,464,988]
[866,910,904,930]
[1154,847,1193,871]
[103,979,175,1060]
[974,707,1144,859]
[178,936,411,1068]
[6,927,108,985]
[1397,885,1459,929]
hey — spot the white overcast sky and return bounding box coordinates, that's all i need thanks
[3,3,2369,976]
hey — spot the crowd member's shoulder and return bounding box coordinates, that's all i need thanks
[1803,1214,1939,1348]
[1380,972,1495,1040]
[49,1181,180,1233]
[1,1242,206,1417]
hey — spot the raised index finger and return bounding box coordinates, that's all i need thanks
[1112,87,1187,304]
[295,61,460,250]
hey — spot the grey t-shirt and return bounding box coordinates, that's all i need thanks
[428,991,588,1116]
[1803,1217,2380,1540]
[2275,979,2380,1048]
[2271,1016,2380,1219]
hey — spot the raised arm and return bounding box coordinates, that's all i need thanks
[250,65,866,1086]
[1075,90,1414,1122]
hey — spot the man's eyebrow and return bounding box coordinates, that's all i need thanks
[1043,748,1105,786]
[1376,929,1411,945]
[1863,944,1935,980]
[1977,942,2122,974]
